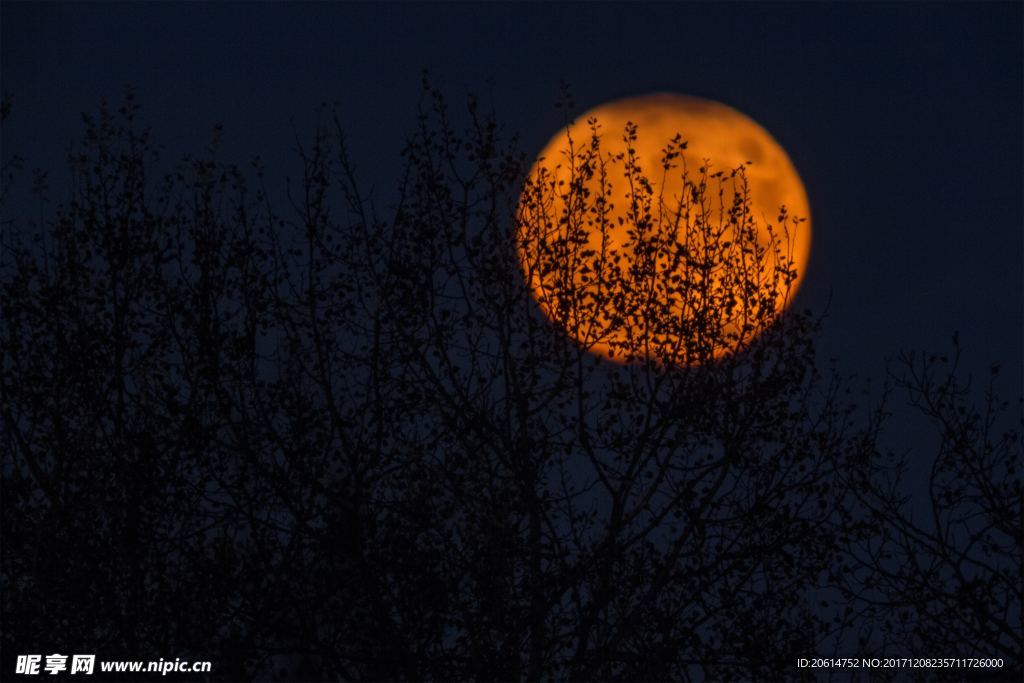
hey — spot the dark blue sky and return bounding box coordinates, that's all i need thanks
[2,2,1021,394]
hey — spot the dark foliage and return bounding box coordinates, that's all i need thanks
[2,87,1020,681]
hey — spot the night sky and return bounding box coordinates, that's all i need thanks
[3,2,1020,392]
[2,2,1022,678]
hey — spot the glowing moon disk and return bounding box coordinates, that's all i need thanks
[516,94,812,365]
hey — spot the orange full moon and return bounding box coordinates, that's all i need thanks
[515,94,811,366]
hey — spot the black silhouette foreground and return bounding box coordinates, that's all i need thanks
[1,87,1020,681]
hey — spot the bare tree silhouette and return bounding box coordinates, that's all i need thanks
[1,86,1019,681]
[830,345,1022,679]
